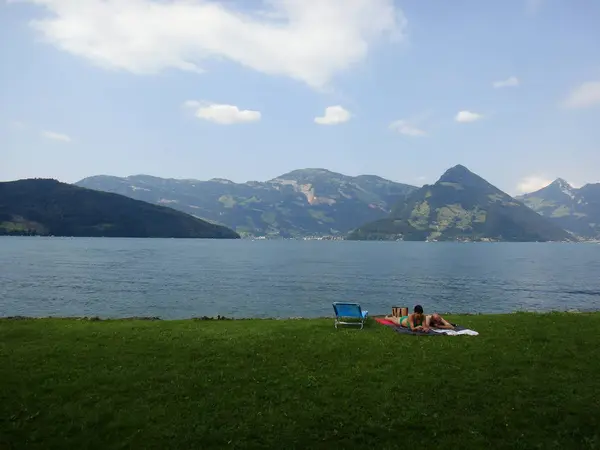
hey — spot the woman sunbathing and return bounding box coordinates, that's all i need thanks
[386,304,428,331]
[426,313,455,330]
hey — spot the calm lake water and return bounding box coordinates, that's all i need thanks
[1,237,600,319]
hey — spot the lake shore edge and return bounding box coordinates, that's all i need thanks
[1,309,598,322]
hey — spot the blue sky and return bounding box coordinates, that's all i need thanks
[1,0,599,195]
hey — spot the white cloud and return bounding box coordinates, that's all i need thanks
[389,119,426,136]
[493,76,520,88]
[563,81,600,109]
[16,0,405,90]
[516,176,552,194]
[314,106,351,125]
[184,101,261,125]
[455,111,483,123]
[41,130,72,142]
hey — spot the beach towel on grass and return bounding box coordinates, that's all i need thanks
[375,318,479,336]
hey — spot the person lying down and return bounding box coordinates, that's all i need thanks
[385,304,454,332]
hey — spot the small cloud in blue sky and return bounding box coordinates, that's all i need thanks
[516,176,552,194]
[314,106,351,125]
[493,76,520,89]
[389,120,426,137]
[184,101,261,125]
[455,111,483,123]
[41,130,72,143]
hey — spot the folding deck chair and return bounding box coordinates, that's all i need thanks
[332,302,368,329]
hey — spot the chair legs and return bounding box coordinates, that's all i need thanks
[334,318,366,330]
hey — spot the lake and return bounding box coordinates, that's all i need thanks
[1,237,600,319]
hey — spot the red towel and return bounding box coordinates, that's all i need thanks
[375,318,397,326]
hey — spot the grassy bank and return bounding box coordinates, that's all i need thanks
[1,313,599,449]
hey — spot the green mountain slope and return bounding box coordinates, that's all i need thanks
[347,165,575,242]
[76,169,417,238]
[0,179,239,238]
[517,179,600,239]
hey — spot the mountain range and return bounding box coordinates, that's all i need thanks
[0,179,239,239]
[348,165,575,242]
[517,179,600,239]
[76,169,416,238]
[73,166,600,241]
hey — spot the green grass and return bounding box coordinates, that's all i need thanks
[0,221,27,232]
[239,196,260,205]
[308,209,335,224]
[0,220,46,234]
[260,211,277,225]
[551,206,571,218]
[439,182,464,190]
[408,201,431,229]
[218,195,236,208]
[436,204,466,229]
[2,313,600,449]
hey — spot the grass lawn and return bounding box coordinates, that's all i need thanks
[1,313,600,449]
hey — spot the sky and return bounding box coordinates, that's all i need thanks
[1,0,599,195]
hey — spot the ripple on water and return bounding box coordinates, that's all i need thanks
[1,238,599,318]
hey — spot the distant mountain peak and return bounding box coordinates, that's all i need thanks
[209,178,234,184]
[551,178,573,190]
[272,168,340,181]
[518,177,600,239]
[438,164,473,179]
[530,178,577,199]
[348,164,574,242]
[436,164,494,190]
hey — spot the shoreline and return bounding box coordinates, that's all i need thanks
[1,309,596,322]
[2,235,600,243]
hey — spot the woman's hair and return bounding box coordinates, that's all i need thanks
[414,304,424,314]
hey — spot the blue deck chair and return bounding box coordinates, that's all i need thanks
[332,302,368,329]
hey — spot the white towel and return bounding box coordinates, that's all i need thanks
[431,328,479,336]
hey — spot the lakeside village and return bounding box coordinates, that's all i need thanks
[243,234,512,242]
[241,234,600,242]
[243,234,345,241]
[245,236,506,242]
